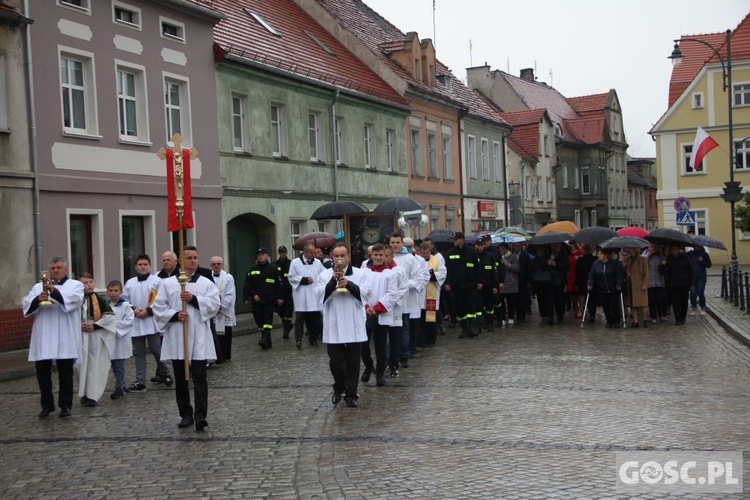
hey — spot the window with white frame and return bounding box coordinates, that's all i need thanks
[121,212,155,282]
[442,126,453,180]
[364,123,375,168]
[164,75,190,144]
[309,112,323,161]
[574,209,581,228]
[581,167,590,195]
[524,175,532,201]
[692,209,707,236]
[232,94,250,153]
[445,211,455,230]
[386,128,395,172]
[734,83,750,107]
[160,17,185,43]
[734,138,750,170]
[683,144,704,174]
[692,92,704,109]
[574,165,579,189]
[481,138,490,181]
[68,210,104,284]
[116,62,148,142]
[271,103,287,157]
[245,9,281,37]
[291,220,303,249]
[427,131,438,178]
[411,127,423,176]
[537,177,543,202]
[334,116,346,165]
[561,163,568,188]
[60,49,97,136]
[467,135,477,179]
[113,2,141,29]
[546,177,552,202]
[59,0,90,13]
[543,134,550,156]
[0,54,6,131]
[493,141,502,183]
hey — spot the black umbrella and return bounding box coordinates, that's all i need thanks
[426,229,455,243]
[645,228,694,246]
[310,200,368,220]
[529,231,569,246]
[571,226,617,245]
[691,234,727,250]
[374,197,422,213]
[292,232,337,251]
[599,236,651,250]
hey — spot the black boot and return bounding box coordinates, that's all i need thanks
[468,319,479,337]
[459,321,469,338]
[259,330,272,349]
[282,321,292,339]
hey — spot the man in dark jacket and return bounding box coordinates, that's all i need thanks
[444,233,480,338]
[587,248,624,327]
[274,246,294,339]
[244,248,281,349]
[660,243,695,325]
[549,242,569,323]
[476,236,499,332]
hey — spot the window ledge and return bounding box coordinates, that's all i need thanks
[119,138,152,147]
[336,162,349,168]
[0,128,10,135]
[273,155,290,161]
[443,178,455,183]
[428,176,440,181]
[683,172,706,176]
[63,130,102,140]
[412,174,424,179]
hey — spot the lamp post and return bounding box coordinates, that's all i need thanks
[669,28,742,306]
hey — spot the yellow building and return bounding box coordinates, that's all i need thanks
[651,13,750,265]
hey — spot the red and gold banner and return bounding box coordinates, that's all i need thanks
[166,149,194,231]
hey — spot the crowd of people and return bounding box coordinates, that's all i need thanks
[22,229,713,420]
[23,248,235,431]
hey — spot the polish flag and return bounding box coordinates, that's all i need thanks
[690,127,719,171]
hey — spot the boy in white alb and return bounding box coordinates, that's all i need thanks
[106,280,134,400]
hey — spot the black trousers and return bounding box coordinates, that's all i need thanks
[217,326,233,362]
[552,285,566,318]
[502,293,518,320]
[516,283,530,320]
[420,309,438,346]
[600,292,621,326]
[172,359,208,422]
[454,286,479,323]
[362,316,393,376]
[479,287,495,326]
[667,286,690,323]
[328,343,362,398]
[648,287,667,320]
[275,294,294,325]
[534,283,554,319]
[35,359,74,410]
[295,311,322,343]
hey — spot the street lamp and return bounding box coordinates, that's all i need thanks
[669,29,742,306]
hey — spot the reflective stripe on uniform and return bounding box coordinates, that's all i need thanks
[449,255,461,260]
[466,263,474,268]
[250,270,260,275]
[265,278,275,284]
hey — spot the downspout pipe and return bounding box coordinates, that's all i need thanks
[456,108,468,232]
[22,0,40,276]
[330,88,340,201]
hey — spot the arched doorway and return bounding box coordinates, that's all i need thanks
[227,213,276,314]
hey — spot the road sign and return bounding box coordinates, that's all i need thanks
[676,211,696,225]
[674,197,691,212]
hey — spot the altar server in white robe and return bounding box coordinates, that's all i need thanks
[22,257,84,418]
[77,273,117,406]
[316,243,370,408]
[288,241,324,348]
[210,257,236,362]
[106,280,134,400]
[153,246,220,431]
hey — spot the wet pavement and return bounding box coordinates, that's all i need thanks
[2,291,750,498]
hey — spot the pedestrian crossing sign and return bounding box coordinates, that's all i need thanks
[676,211,696,225]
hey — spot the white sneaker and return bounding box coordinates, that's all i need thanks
[690,309,698,316]
[507,319,514,325]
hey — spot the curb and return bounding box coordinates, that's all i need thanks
[706,300,750,348]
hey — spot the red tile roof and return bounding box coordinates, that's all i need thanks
[499,108,546,127]
[318,0,509,127]
[566,116,605,145]
[498,109,549,161]
[211,0,408,107]
[668,32,726,108]
[566,93,610,117]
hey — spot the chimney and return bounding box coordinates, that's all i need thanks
[520,68,535,82]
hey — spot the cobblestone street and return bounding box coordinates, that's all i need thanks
[1,308,750,498]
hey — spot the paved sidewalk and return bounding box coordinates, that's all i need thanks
[705,265,750,347]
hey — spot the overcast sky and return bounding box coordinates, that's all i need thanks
[368,0,748,158]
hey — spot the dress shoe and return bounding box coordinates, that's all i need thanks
[376,376,386,387]
[344,396,358,408]
[38,408,54,418]
[295,340,302,349]
[178,416,194,428]
[360,368,373,383]
[331,393,342,405]
[81,397,98,407]
[195,419,208,431]
[59,408,71,418]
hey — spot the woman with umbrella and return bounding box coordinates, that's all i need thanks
[686,245,712,316]
[660,244,695,326]
[574,244,597,321]
[623,247,649,328]
[587,248,624,328]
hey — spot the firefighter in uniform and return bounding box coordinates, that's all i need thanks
[243,248,281,349]
[444,232,480,338]
[476,235,499,333]
[274,246,294,339]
